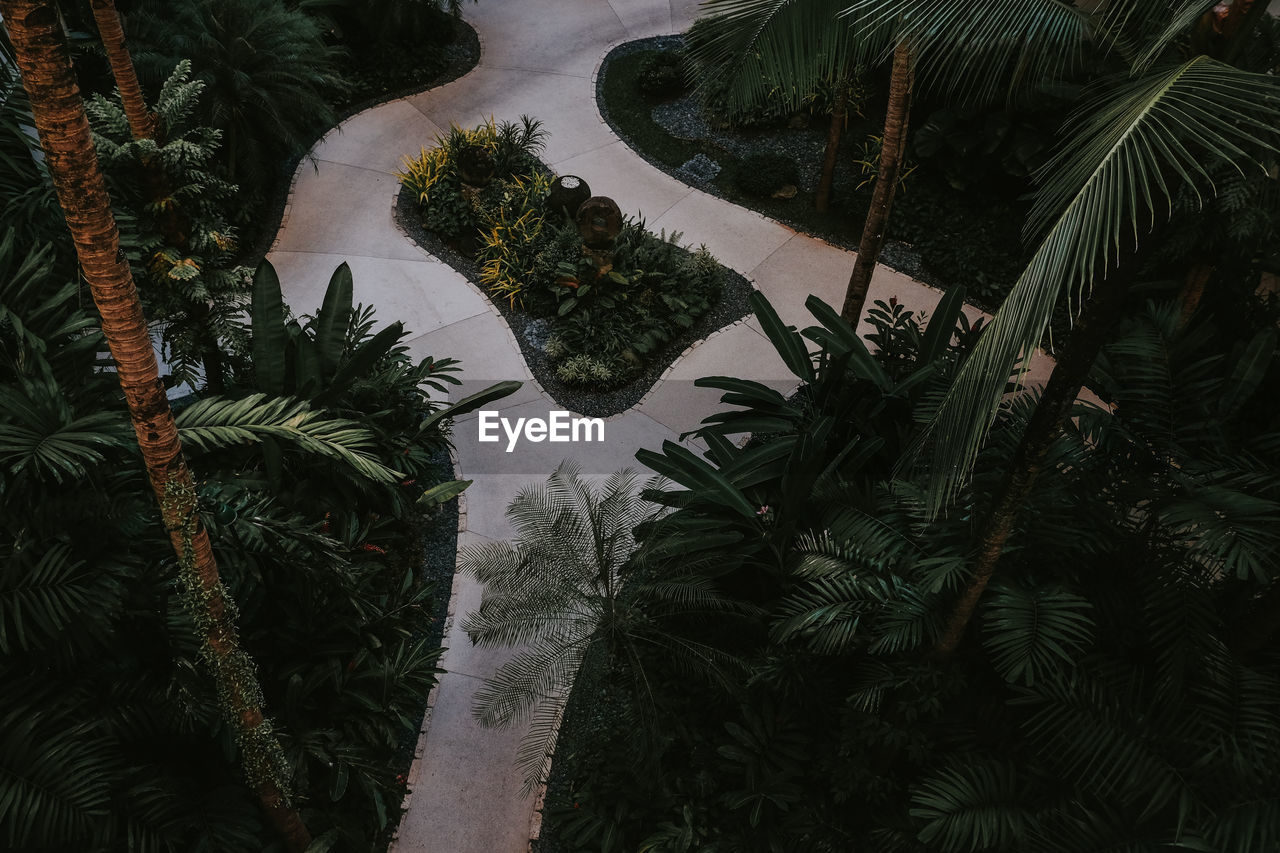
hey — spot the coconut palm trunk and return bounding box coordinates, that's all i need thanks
[0,2,310,848]
[842,40,913,325]
[933,271,1133,657]
[815,73,851,214]
[88,0,157,140]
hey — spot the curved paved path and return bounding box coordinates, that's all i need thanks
[267,1,1057,850]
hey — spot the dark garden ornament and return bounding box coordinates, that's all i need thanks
[576,195,623,276]
[549,174,592,221]
[458,142,495,188]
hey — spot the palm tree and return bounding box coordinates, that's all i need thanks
[891,1,1280,654]
[88,0,157,140]
[687,0,1092,323]
[461,462,743,793]
[0,2,311,848]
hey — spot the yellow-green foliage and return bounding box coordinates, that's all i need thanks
[478,172,552,307]
[396,118,507,203]
[398,144,450,203]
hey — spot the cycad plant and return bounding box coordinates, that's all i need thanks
[128,0,346,191]
[461,462,743,794]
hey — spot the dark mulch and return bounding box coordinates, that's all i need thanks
[393,184,755,419]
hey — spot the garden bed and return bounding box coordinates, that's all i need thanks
[394,185,753,418]
[394,118,754,418]
[597,37,1036,314]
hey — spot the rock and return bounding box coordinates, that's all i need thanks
[772,184,798,199]
[675,153,721,185]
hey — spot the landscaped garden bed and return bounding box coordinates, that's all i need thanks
[394,117,754,417]
[598,36,1044,314]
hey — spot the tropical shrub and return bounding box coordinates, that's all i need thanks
[539,290,1280,852]
[399,115,548,243]
[636,49,687,97]
[0,237,512,850]
[88,61,250,390]
[401,119,727,389]
[129,0,347,192]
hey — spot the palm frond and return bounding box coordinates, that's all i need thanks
[981,581,1095,686]
[841,0,1091,106]
[175,392,400,483]
[688,0,863,115]
[914,58,1280,514]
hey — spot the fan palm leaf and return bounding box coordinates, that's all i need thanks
[840,0,1092,106]
[914,57,1280,513]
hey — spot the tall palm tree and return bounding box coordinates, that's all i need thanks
[0,2,311,848]
[893,0,1280,654]
[88,0,156,140]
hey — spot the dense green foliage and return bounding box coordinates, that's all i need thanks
[537,289,1280,852]
[88,61,250,389]
[400,117,726,389]
[129,0,347,193]
[0,232,472,848]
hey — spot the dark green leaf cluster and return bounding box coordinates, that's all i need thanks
[540,287,1280,853]
[0,238,493,850]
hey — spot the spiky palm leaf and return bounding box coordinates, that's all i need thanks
[175,392,401,484]
[688,0,863,116]
[840,0,1091,107]
[462,462,740,793]
[914,57,1280,513]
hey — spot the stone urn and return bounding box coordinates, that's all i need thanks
[549,175,592,221]
[575,196,624,276]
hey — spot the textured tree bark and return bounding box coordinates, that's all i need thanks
[1,3,310,849]
[88,0,157,140]
[814,76,850,214]
[933,272,1133,658]
[842,40,913,325]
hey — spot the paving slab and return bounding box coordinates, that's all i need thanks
[639,322,797,436]
[455,399,676,476]
[273,161,421,260]
[403,314,533,390]
[469,0,626,78]
[312,100,447,175]
[650,189,795,276]
[608,0,673,38]
[267,251,489,339]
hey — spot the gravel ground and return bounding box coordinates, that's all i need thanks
[597,36,934,289]
[393,184,755,419]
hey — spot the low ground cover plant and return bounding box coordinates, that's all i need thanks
[399,117,725,389]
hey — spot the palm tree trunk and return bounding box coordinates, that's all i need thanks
[933,272,1133,658]
[1,3,310,849]
[815,75,850,214]
[88,0,157,140]
[841,40,913,325]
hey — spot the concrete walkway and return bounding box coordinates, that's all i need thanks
[266,1,1056,850]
